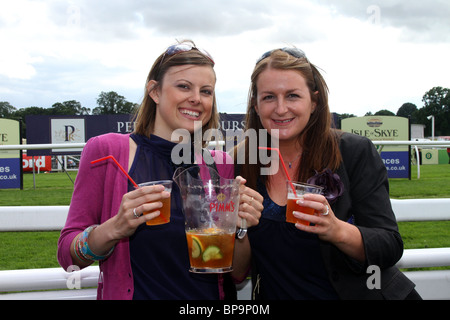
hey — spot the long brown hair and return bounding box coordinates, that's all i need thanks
[237,49,342,189]
[132,40,219,146]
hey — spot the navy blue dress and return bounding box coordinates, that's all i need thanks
[128,133,219,299]
[248,180,339,299]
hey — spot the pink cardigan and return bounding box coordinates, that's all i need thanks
[57,133,234,299]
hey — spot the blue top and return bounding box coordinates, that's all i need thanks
[248,179,339,299]
[128,134,219,299]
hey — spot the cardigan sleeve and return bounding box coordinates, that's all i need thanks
[57,135,107,270]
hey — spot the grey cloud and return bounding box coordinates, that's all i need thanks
[140,1,272,36]
[314,0,450,42]
[47,0,273,40]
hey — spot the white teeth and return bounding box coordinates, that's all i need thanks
[181,109,200,117]
[274,119,292,123]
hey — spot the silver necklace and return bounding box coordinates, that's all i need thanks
[285,153,302,168]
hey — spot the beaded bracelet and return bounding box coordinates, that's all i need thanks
[74,225,114,262]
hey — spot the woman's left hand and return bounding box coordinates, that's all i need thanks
[293,194,366,262]
[235,176,263,228]
[292,193,344,244]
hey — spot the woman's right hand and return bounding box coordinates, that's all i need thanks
[110,184,171,239]
[70,184,170,267]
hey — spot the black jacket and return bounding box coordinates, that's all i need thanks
[321,132,417,299]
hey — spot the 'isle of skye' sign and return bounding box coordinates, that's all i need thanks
[342,116,410,179]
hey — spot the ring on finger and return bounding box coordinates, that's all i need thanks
[133,208,140,219]
[249,196,254,206]
[322,205,329,216]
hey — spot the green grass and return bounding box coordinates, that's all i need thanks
[0,172,77,270]
[389,164,450,199]
[0,171,77,206]
[389,165,450,252]
[0,165,449,270]
[0,231,61,270]
[398,221,450,249]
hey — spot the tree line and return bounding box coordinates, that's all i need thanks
[328,86,449,137]
[1,87,449,138]
[0,91,138,118]
[0,91,139,137]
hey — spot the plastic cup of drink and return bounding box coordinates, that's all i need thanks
[286,181,323,225]
[138,180,172,225]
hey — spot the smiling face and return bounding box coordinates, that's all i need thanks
[254,67,317,146]
[148,64,216,141]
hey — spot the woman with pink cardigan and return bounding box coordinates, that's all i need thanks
[57,40,262,300]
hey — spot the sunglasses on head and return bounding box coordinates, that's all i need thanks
[161,43,215,66]
[256,47,307,64]
[257,47,320,91]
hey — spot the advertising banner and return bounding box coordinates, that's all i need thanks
[421,149,439,165]
[26,114,247,156]
[26,114,135,156]
[0,118,22,189]
[341,116,410,179]
[50,118,86,153]
[22,154,52,172]
[217,113,245,151]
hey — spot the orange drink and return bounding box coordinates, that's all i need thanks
[286,181,323,226]
[186,228,236,273]
[286,198,316,225]
[173,164,241,273]
[144,196,171,225]
[139,180,172,226]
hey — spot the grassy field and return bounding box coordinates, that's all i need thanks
[0,171,77,206]
[389,164,450,199]
[0,165,449,270]
[390,165,450,253]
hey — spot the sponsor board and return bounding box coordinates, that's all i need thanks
[342,116,410,179]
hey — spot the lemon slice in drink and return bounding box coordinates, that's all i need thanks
[202,245,223,262]
[191,236,203,258]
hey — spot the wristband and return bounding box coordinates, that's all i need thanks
[75,225,114,261]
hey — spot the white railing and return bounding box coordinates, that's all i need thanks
[0,206,69,231]
[391,198,450,222]
[2,140,448,182]
[372,140,450,148]
[1,142,449,299]
[1,140,449,150]
[0,266,99,300]
[1,198,449,232]
[0,143,87,151]
[1,199,450,299]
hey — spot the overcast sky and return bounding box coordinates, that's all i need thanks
[1,0,449,116]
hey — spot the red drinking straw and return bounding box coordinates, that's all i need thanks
[91,155,169,223]
[258,147,297,195]
[91,155,139,188]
